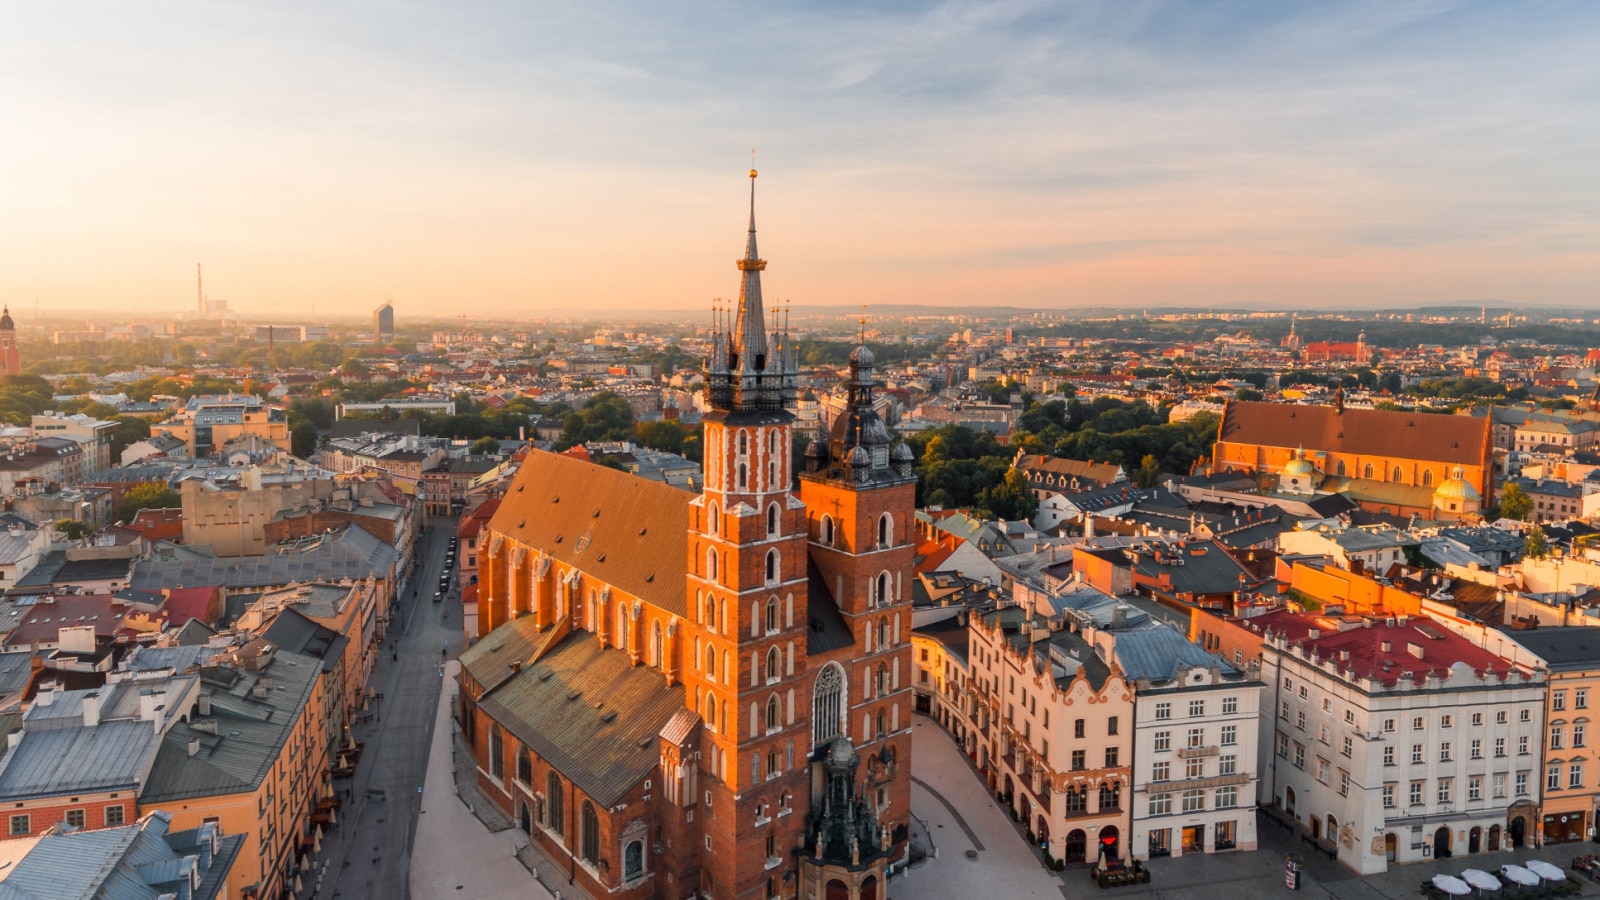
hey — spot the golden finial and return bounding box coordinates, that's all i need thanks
[750,148,757,179]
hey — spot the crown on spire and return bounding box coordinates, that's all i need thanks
[706,166,797,413]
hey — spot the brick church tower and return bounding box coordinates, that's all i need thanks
[682,167,811,899]
[0,307,20,377]
[797,335,917,898]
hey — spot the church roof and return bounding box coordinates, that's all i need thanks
[472,628,685,808]
[1218,401,1486,467]
[489,449,691,617]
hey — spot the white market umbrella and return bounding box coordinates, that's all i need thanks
[1461,869,1501,892]
[1526,859,1565,882]
[1431,874,1471,896]
[1501,864,1540,887]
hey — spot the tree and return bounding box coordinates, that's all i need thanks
[1498,482,1533,521]
[54,519,95,541]
[1524,527,1550,560]
[1233,388,1263,402]
[557,392,636,448]
[635,420,689,456]
[290,422,318,459]
[1134,454,1162,488]
[117,483,181,522]
[470,436,502,456]
[978,469,1037,522]
[108,415,153,460]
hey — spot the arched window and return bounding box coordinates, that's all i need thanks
[877,663,889,697]
[766,695,780,733]
[876,572,890,608]
[769,430,778,454]
[705,645,716,679]
[703,692,717,731]
[879,616,890,648]
[1099,783,1121,810]
[738,463,748,490]
[1363,464,1374,479]
[616,604,627,646]
[878,513,892,548]
[766,646,781,682]
[821,515,834,546]
[651,621,664,667]
[766,549,779,584]
[709,502,719,536]
[739,431,748,455]
[580,801,600,863]
[876,710,886,737]
[546,772,565,836]
[1336,460,1346,476]
[1392,466,1403,482]
[767,503,780,536]
[1422,470,1433,487]
[707,549,718,581]
[624,840,643,881]
[769,459,778,486]
[813,662,846,745]
[766,597,780,634]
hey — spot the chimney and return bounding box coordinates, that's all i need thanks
[198,692,212,716]
[187,737,201,757]
[81,692,101,728]
[35,684,57,707]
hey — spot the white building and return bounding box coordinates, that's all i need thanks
[1120,626,1263,859]
[1257,610,1546,874]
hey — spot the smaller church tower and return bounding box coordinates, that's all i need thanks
[0,307,19,377]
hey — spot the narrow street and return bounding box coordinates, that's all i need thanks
[313,517,462,900]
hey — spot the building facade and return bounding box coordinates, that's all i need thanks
[1259,611,1545,875]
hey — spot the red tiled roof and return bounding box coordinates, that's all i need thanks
[163,586,220,627]
[489,450,690,617]
[1259,611,1520,687]
[1218,400,1488,467]
[6,595,130,647]
[457,497,502,540]
[128,508,184,542]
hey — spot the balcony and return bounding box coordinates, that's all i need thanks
[1147,772,1250,791]
[1177,745,1219,759]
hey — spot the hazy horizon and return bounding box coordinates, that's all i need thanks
[3,2,1597,316]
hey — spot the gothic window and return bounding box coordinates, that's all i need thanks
[738,463,748,490]
[580,801,600,863]
[813,662,846,745]
[766,549,779,584]
[767,503,779,536]
[651,621,664,667]
[767,695,780,732]
[739,431,748,455]
[1392,466,1403,482]
[703,692,717,731]
[876,710,886,738]
[877,663,889,697]
[1422,469,1433,487]
[546,773,565,836]
[1363,464,1373,479]
[821,515,835,546]
[878,513,892,548]
[876,572,890,608]
[769,429,779,454]
[769,459,778,486]
[615,604,627,646]
[1336,460,1346,476]
[707,549,718,582]
[705,646,716,679]
[766,646,781,682]
[766,597,780,634]
[879,616,890,648]
[709,502,719,536]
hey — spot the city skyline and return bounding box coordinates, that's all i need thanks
[3,1,1597,316]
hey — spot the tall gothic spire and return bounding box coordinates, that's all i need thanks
[706,167,797,414]
[732,168,767,373]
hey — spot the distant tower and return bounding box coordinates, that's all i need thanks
[0,307,20,376]
[1283,315,1301,350]
[1355,329,1367,362]
[374,302,395,340]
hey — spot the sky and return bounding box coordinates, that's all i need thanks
[1,1,1597,319]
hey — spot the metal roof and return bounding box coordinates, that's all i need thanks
[130,528,396,592]
[475,630,684,809]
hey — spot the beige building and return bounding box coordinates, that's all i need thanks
[153,394,290,456]
[1501,628,1600,845]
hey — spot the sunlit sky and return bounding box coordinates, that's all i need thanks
[2,1,1597,319]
